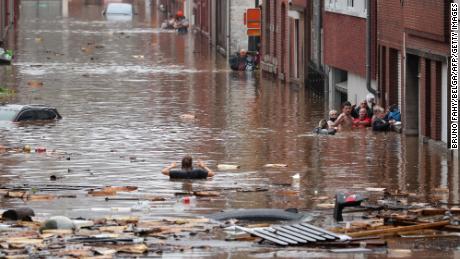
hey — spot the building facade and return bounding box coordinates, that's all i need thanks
[192,0,210,36]
[261,0,310,85]
[323,0,377,109]
[0,0,20,47]
[377,0,450,143]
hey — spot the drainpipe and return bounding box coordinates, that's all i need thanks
[226,0,231,59]
[366,0,377,96]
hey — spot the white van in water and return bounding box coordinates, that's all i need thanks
[103,3,133,21]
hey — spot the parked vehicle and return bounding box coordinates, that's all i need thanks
[103,3,133,21]
[0,48,13,65]
[0,104,62,122]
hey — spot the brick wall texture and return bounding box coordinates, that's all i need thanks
[378,0,450,141]
[323,2,377,79]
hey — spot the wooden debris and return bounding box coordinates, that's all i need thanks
[330,248,372,253]
[237,187,269,193]
[194,191,220,197]
[365,187,386,192]
[179,114,196,120]
[5,238,44,249]
[92,247,117,256]
[88,186,137,196]
[56,248,93,257]
[145,196,166,201]
[217,164,240,170]
[99,226,127,233]
[316,203,335,209]
[5,191,27,199]
[41,229,73,236]
[113,216,139,225]
[409,208,460,216]
[263,164,288,168]
[27,194,56,201]
[387,249,412,257]
[347,221,450,238]
[112,244,148,254]
[88,189,117,197]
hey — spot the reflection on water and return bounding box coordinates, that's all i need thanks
[0,1,459,257]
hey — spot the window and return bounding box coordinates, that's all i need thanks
[36,110,57,120]
[324,0,366,18]
[17,110,36,121]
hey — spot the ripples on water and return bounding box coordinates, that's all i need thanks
[0,1,458,231]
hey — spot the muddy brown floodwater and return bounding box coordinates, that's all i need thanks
[0,1,459,258]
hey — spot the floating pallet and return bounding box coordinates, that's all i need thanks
[236,223,349,246]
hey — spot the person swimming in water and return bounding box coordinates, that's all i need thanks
[161,155,215,179]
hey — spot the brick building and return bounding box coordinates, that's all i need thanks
[377,0,450,143]
[159,0,196,25]
[192,0,210,36]
[209,0,258,57]
[0,0,20,47]
[185,0,259,57]
[323,0,377,109]
[261,0,310,85]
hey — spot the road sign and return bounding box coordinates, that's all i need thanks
[244,8,261,29]
[247,29,261,36]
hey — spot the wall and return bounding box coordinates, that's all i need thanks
[378,0,450,142]
[323,6,376,79]
[229,0,254,54]
[347,72,377,105]
[261,0,290,76]
[310,0,322,67]
[442,62,448,143]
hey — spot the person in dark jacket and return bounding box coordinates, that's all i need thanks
[372,106,391,131]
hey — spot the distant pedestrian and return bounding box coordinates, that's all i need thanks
[174,11,189,34]
[161,15,176,30]
[161,155,215,179]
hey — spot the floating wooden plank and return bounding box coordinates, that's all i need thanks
[347,221,450,238]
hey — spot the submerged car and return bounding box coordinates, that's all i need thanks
[103,3,133,21]
[0,104,62,122]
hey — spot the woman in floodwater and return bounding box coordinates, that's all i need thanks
[161,155,215,179]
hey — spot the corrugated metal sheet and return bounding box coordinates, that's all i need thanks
[236,223,349,246]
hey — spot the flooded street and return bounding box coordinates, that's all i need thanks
[0,1,459,258]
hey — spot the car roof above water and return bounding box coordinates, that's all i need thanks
[0,104,54,111]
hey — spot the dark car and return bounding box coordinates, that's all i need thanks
[0,104,62,122]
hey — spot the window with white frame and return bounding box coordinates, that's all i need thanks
[325,0,366,18]
[347,0,354,8]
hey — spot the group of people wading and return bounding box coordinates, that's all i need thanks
[161,11,189,34]
[315,94,401,135]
